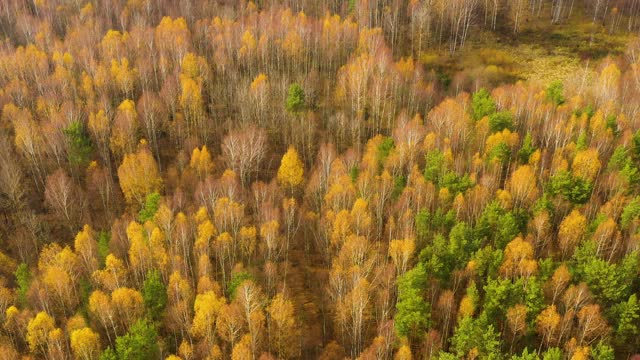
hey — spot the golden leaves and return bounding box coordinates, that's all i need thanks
[277,147,304,191]
[117,145,162,206]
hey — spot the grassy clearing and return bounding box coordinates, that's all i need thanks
[419,7,633,89]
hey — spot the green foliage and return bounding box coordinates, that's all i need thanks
[142,270,167,320]
[496,213,521,249]
[471,88,496,121]
[488,111,514,132]
[541,348,562,360]
[394,264,429,338]
[613,294,640,348]
[606,114,619,136]
[392,175,406,199]
[533,193,554,215]
[474,201,522,249]
[376,137,395,170]
[587,213,608,235]
[114,318,160,360]
[572,241,638,304]
[632,130,640,161]
[545,80,565,105]
[488,141,512,165]
[518,133,536,164]
[511,348,540,360]
[574,105,595,119]
[64,120,93,167]
[465,281,479,308]
[99,347,117,360]
[591,342,615,360]
[349,166,359,183]
[567,176,593,204]
[15,263,31,307]
[415,209,431,241]
[420,222,479,283]
[471,246,504,279]
[621,197,640,229]
[424,150,446,183]
[347,0,356,13]
[524,277,545,321]
[97,231,110,268]
[431,208,457,232]
[435,69,452,89]
[416,208,455,236]
[285,83,306,113]
[450,315,502,359]
[575,132,587,150]
[620,161,640,189]
[138,192,161,223]
[482,277,519,322]
[538,258,556,281]
[609,146,629,170]
[607,146,640,189]
[549,171,592,204]
[439,172,474,195]
[435,352,458,360]
[79,277,92,319]
[227,271,254,299]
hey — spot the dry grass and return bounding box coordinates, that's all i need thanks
[419,7,633,89]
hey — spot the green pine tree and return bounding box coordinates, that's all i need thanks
[285,83,306,114]
[142,270,167,320]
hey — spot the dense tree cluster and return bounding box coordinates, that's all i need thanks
[1,0,640,359]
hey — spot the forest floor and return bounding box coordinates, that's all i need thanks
[285,241,329,358]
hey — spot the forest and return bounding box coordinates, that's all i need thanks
[1,0,640,359]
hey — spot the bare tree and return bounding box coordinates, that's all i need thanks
[221,125,267,187]
[44,168,86,232]
[0,134,26,210]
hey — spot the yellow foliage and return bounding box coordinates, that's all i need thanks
[485,129,519,154]
[117,145,162,206]
[70,327,101,360]
[572,148,601,181]
[100,29,126,60]
[250,73,268,92]
[27,311,56,353]
[74,224,98,273]
[395,345,412,360]
[191,291,226,341]
[155,17,190,59]
[239,226,257,260]
[389,238,415,274]
[179,74,203,120]
[500,237,538,279]
[92,254,128,291]
[149,227,169,271]
[110,58,137,95]
[277,147,304,190]
[267,293,298,358]
[195,219,216,255]
[558,210,587,258]
[350,198,372,236]
[458,295,475,318]
[282,30,303,58]
[536,305,560,342]
[239,30,257,58]
[111,287,144,327]
[181,52,206,80]
[190,145,214,178]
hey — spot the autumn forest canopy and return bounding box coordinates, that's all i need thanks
[3,0,640,359]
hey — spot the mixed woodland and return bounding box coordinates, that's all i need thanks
[3,0,640,359]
